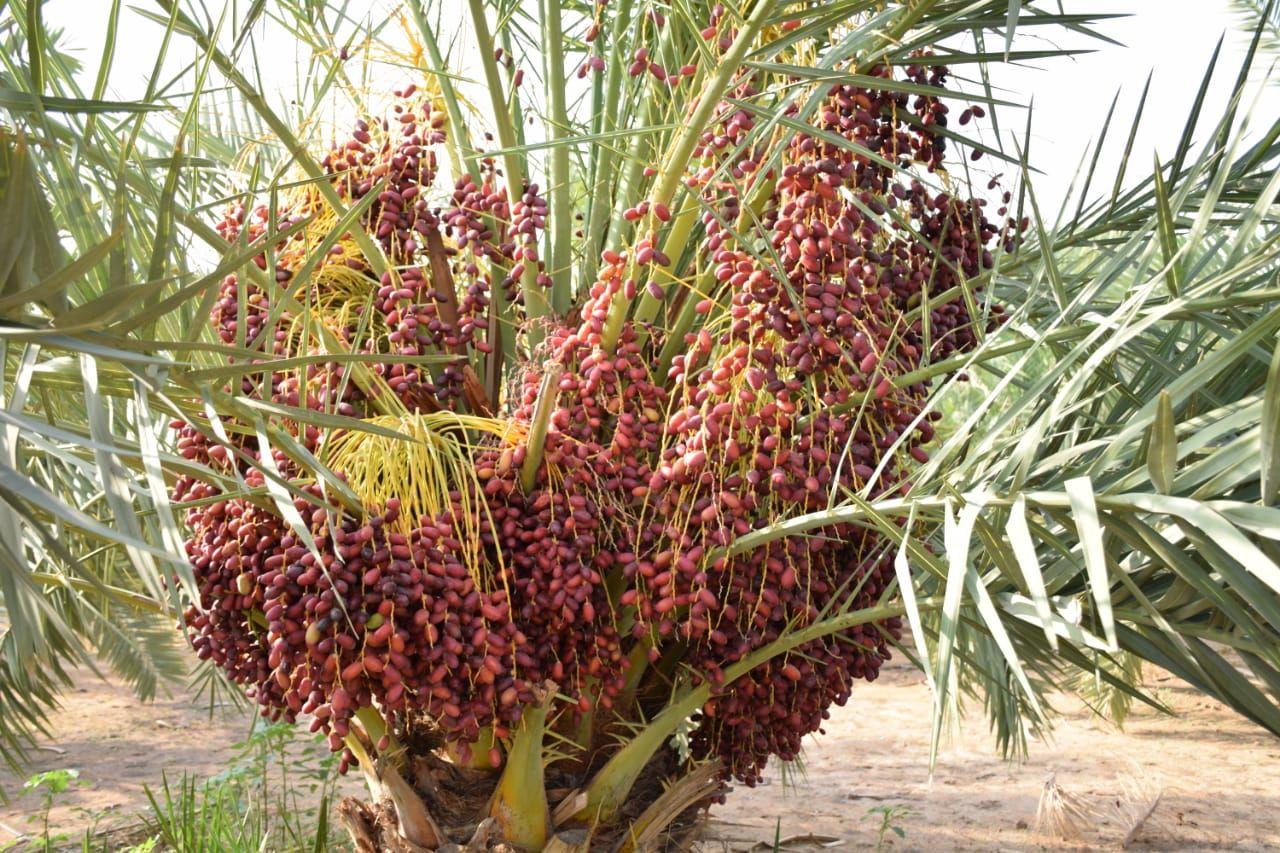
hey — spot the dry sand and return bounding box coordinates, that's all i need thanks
[705,660,1280,851]
[1,658,1277,851]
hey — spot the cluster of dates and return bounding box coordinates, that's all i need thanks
[174,51,1010,785]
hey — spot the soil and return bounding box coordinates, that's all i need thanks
[0,669,364,848]
[1,657,1277,851]
[703,659,1280,851]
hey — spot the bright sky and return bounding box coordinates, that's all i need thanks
[979,0,1280,216]
[40,0,1280,213]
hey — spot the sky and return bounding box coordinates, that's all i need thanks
[975,0,1279,216]
[36,0,1280,214]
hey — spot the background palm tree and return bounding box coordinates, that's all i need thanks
[0,0,1277,846]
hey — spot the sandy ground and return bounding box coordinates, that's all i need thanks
[0,671,363,848]
[1,658,1277,851]
[705,660,1280,851]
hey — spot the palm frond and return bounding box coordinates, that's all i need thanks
[1231,0,1280,67]
[0,0,1276,814]
[741,44,1280,753]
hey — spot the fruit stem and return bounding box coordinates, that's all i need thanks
[613,640,652,715]
[342,732,382,802]
[489,681,556,849]
[598,0,776,353]
[540,0,574,312]
[407,0,479,177]
[354,706,402,761]
[466,0,550,342]
[446,727,502,769]
[561,681,596,774]
[565,599,929,826]
[581,0,636,285]
[520,363,564,492]
[631,196,700,326]
[345,723,442,848]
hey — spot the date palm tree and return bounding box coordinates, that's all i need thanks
[0,0,1277,849]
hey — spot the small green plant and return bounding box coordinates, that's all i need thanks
[12,768,84,851]
[137,717,342,852]
[864,804,916,850]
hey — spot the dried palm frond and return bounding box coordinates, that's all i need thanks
[1110,764,1164,849]
[1034,772,1098,841]
[1034,764,1165,847]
